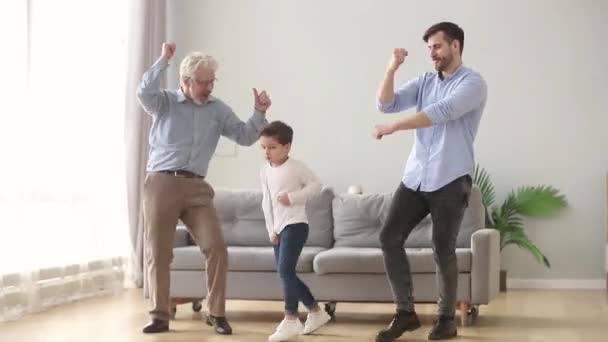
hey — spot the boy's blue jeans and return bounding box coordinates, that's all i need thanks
[273,223,316,314]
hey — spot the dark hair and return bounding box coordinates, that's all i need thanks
[423,22,464,54]
[259,121,293,145]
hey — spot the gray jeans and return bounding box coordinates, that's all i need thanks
[379,176,472,317]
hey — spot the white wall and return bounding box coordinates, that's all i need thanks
[167,0,608,281]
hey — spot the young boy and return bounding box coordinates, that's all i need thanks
[259,121,332,341]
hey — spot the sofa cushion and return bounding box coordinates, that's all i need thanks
[331,193,389,248]
[214,190,268,246]
[332,186,485,248]
[332,192,431,248]
[171,246,325,273]
[305,187,335,248]
[313,247,472,275]
[213,188,334,248]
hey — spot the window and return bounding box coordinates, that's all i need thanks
[0,0,129,274]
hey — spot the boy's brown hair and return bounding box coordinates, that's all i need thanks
[259,121,293,145]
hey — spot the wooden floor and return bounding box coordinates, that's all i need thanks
[1,289,607,341]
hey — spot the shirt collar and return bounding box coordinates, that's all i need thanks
[439,64,465,81]
[177,89,187,103]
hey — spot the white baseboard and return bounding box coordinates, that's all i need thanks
[507,278,606,290]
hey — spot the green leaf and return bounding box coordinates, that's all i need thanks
[511,186,567,217]
[491,203,524,249]
[503,231,551,268]
[473,164,564,269]
[473,164,496,208]
[492,196,522,231]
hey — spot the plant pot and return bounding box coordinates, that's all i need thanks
[499,269,507,292]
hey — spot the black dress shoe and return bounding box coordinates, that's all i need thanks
[376,310,421,342]
[142,319,169,334]
[428,316,457,340]
[206,315,233,335]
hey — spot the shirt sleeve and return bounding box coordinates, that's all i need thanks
[220,106,269,146]
[287,161,322,206]
[260,166,275,240]
[423,73,487,124]
[135,57,170,116]
[376,75,423,113]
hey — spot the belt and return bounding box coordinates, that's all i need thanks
[157,170,204,178]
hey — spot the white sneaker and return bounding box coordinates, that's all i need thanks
[300,309,331,335]
[268,318,304,342]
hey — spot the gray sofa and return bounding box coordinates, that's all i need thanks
[169,186,500,326]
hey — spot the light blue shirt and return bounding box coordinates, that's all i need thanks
[136,58,268,176]
[378,65,487,192]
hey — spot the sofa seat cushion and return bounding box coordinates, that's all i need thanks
[172,246,326,273]
[313,247,472,275]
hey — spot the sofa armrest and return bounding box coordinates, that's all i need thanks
[470,228,500,304]
[174,226,191,248]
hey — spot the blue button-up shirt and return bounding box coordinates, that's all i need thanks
[378,65,487,192]
[136,58,268,176]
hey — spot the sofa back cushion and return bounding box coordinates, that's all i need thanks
[331,193,394,248]
[212,188,334,248]
[214,189,267,246]
[304,188,335,248]
[332,185,485,248]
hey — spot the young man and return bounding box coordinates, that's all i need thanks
[373,22,487,341]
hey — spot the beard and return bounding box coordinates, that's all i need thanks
[193,90,211,105]
[433,54,454,72]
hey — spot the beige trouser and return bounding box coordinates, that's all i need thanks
[143,172,227,321]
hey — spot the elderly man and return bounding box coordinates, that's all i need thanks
[136,42,270,335]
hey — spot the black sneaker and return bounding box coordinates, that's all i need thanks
[428,315,457,340]
[376,310,421,342]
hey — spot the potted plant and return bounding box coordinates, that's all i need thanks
[473,165,568,291]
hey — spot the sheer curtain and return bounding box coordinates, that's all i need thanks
[125,0,167,289]
[0,0,129,321]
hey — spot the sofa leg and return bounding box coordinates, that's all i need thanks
[170,302,177,320]
[459,302,470,327]
[324,301,337,321]
[192,300,203,312]
[170,297,203,319]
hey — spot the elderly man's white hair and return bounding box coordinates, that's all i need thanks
[179,52,218,80]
